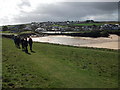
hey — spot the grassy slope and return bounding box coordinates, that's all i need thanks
[73,23,104,26]
[73,22,119,26]
[2,37,119,88]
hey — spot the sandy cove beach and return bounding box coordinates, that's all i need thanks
[76,34,120,50]
[31,34,120,50]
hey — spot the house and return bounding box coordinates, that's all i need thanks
[35,27,46,33]
[23,25,32,30]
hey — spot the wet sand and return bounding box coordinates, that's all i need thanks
[32,34,120,50]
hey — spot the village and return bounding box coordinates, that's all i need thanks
[33,20,120,32]
[1,20,120,34]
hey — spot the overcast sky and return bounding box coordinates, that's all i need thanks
[0,0,119,26]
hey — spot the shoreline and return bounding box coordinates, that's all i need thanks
[34,41,119,51]
[31,34,120,50]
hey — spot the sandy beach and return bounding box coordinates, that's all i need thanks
[77,34,120,50]
[32,34,120,50]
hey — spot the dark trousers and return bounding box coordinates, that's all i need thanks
[25,46,28,53]
[21,44,24,50]
[16,43,20,49]
[29,44,32,51]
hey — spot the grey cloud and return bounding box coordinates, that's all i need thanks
[14,2,118,23]
[34,2,117,19]
[92,2,118,11]
[18,0,31,8]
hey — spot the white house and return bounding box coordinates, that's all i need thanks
[35,27,46,32]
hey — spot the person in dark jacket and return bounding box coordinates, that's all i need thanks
[16,36,21,49]
[20,37,25,51]
[28,36,33,51]
[24,38,28,53]
[13,35,20,49]
[13,35,17,46]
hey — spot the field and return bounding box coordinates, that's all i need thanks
[52,25,67,27]
[73,22,119,26]
[2,37,119,88]
[73,23,104,26]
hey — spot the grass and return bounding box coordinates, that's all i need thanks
[1,31,35,36]
[0,36,2,89]
[2,37,119,88]
[72,22,120,26]
[73,23,104,26]
[19,31,34,34]
[0,31,13,34]
[52,25,67,27]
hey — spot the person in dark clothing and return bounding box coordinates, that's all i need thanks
[13,35,20,49]
[20,37,25,51]
[28,36,33,51]
[13,35,17,46]
[16,36,21,49]
[24,38,28,53]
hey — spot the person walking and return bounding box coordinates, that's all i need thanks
[13,35,17,47]
[16,36,21,49]
[13,35,20,49]
[28,36,33,51]
[24,37,28,53]
[21,37,25,51]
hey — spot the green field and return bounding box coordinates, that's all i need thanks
[2,37,119,88]
[73,23,104,26]
[72,22,120,26]
[0,31,13,33]
[52,25,67,27]
[1,31,34,35]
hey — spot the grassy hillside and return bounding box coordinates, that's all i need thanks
[73,23,104,26]
[72,22,119,26]
[2,37,119,88]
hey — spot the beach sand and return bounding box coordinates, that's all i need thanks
[79,34,120,50]
[80,41,119,50]
[32,34,120,50]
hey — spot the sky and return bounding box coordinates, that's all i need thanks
[0,0,119,26]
